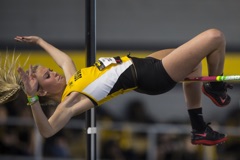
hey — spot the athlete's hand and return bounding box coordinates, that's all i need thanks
[17,65,38,97]
[14,36,42,45]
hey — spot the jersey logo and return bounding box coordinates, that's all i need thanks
[74,70,82,81]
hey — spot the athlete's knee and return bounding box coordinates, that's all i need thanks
[205,29,226,46]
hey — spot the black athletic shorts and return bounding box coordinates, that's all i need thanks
[130,56,177,95]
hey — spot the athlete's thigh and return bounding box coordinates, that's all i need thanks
[159,30,217,82]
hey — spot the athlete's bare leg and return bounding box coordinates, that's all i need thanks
[148,29,225,82]
[147,30,227,145]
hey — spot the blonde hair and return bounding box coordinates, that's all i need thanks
[0,52,58,107]
[0,52,28,104]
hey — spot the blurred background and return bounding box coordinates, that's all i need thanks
[1,0,240,160]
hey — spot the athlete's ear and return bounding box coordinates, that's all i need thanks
[37,89,47,96]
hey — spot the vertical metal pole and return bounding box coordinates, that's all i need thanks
[85,0,96,160]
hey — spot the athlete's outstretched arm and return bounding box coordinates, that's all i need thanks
[15,36,77,80]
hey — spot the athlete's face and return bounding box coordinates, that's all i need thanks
[35,66,66,97]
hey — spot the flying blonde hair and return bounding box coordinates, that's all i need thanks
[0,51,28,104]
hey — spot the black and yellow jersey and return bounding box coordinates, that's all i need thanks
[61,56,137,106]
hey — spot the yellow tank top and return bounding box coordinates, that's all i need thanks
[61,56,136,106]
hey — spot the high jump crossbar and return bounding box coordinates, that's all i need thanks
[183,75,240,82]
